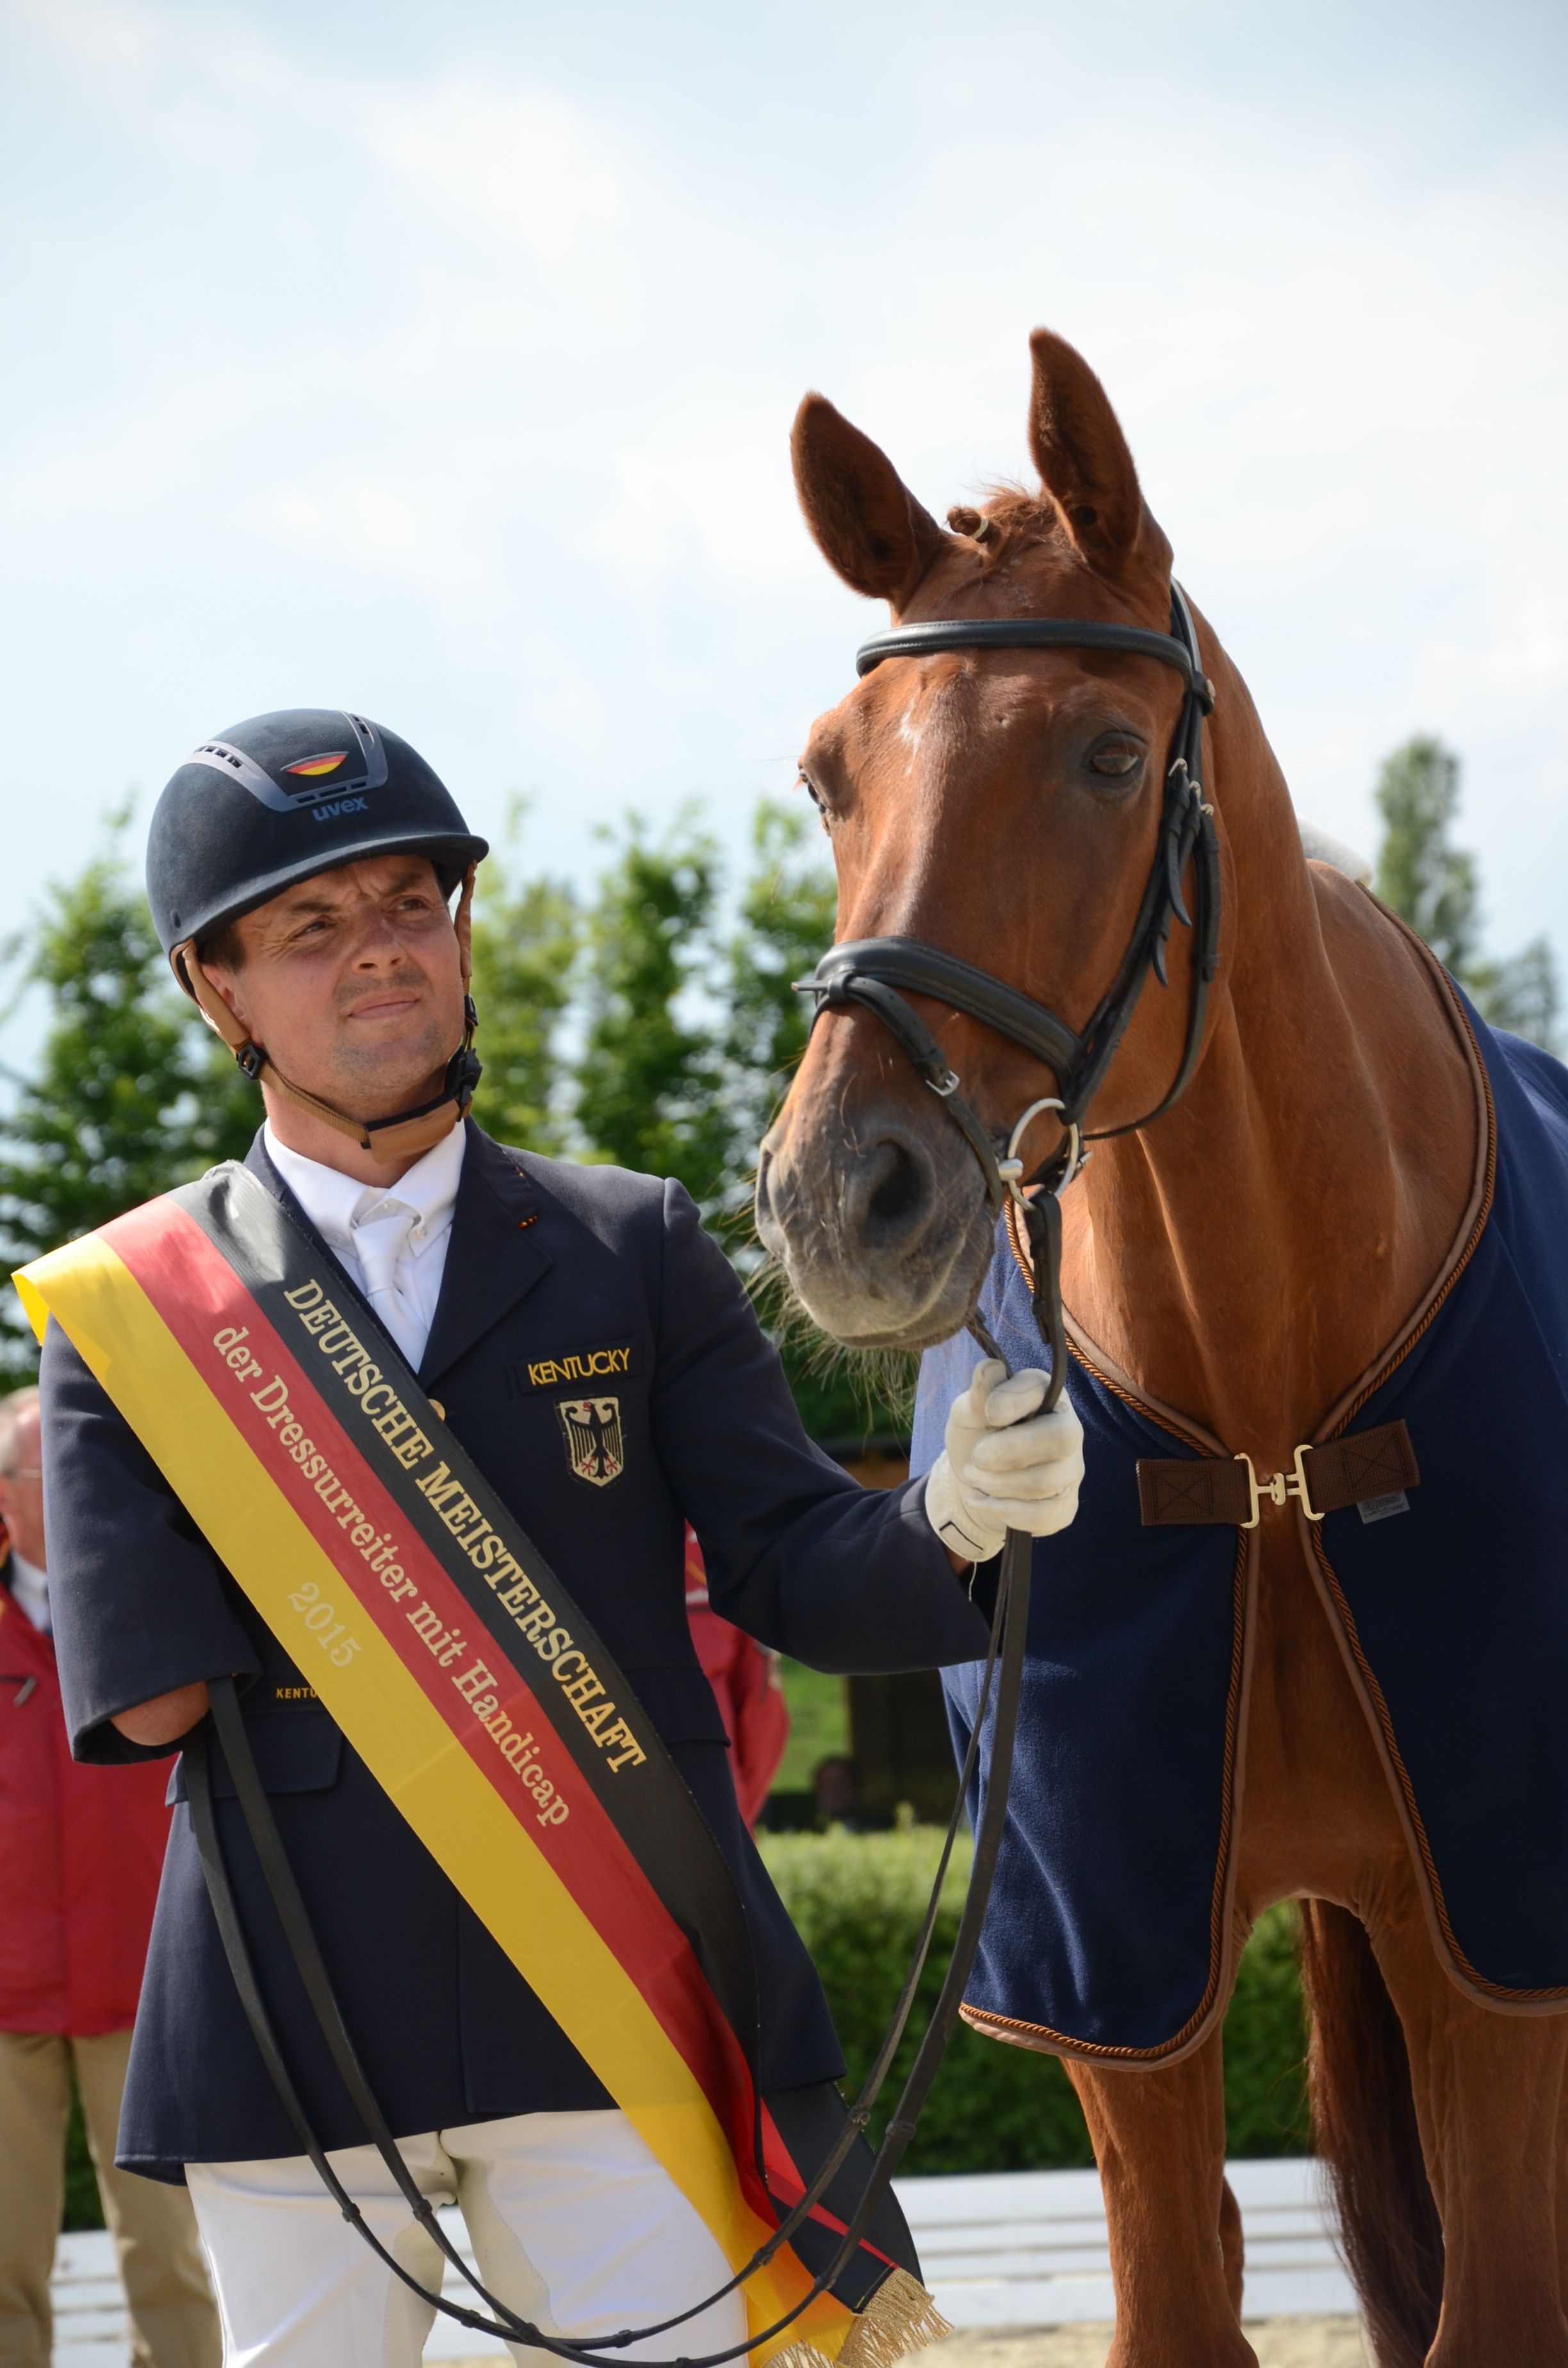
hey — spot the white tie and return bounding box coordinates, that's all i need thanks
[351,1198,424,1367]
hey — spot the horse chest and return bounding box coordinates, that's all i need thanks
[1233,1514,1407,1920]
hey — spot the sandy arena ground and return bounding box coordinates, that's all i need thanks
[448,2326,1369,2368]
[904,2325,1369,2368]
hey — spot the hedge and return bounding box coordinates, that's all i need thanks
[59,1830,1307,2228]
[758,1826,1309,2174]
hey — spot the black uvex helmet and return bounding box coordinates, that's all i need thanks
[148,708,489,1162]
[147,707,487,955]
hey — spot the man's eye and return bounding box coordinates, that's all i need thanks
[1088,740,1143,778]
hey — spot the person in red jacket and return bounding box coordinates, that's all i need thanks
[683,1524,789,1829]
[0,1388,219,2368]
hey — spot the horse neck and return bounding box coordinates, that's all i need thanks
[1059,673,1476,1463]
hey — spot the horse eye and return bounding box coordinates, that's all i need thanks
[797,773,832,830]
[1088,739,1143,780]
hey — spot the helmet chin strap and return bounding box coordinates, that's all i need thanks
[172,866,482,1164]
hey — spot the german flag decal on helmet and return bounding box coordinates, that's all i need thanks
[282,752,349,779]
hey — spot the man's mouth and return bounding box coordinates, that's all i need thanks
[344,991,422,1020]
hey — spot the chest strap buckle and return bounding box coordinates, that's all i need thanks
[1136,1421,1419,1529]
[1234,1448,1323,1529]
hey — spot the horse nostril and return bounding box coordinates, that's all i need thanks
[867,1142,922,1224]
[856,1135,935,1246]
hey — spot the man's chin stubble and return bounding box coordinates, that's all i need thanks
[326,1030,452,1115]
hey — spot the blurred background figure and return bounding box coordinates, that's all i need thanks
[810,1755,863,1831]
[0,1388,219,2368]
[683,1524,789,1830]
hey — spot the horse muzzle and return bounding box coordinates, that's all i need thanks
[755,1098,995,1351]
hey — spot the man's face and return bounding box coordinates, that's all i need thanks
[199,855,464,1120]
[0,1404,45,1570]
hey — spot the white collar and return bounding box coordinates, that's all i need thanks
[263,1122,467,1260]
[6,1549,49,1634]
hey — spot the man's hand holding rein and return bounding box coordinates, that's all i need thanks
[926,1358,1084,1565]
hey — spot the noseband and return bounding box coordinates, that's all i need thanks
[797,584,1220,1405]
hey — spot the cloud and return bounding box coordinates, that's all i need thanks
[365,81,625,274]
[2,0,1564,1001]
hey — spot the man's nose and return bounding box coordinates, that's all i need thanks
[348,915,411,964]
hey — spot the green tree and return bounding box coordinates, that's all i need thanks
[1467,937,1560,1051]
[1373,736,1559,1051]
[721,799,837,1185]
[468,800,580,1156]
[574,814,731,1206]
[0,812,256,1377]
[1373,737,1480,976]
[721,801,911,1448]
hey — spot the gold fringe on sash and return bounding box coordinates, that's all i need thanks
[772,2271,952,2368]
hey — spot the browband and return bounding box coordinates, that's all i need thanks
[856,615,1214,705]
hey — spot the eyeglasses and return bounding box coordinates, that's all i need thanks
[0,1468,42,1481]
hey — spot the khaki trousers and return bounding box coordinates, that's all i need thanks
[0,2028,220,2368]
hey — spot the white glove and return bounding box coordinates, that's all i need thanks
[925,1359,1084,1563]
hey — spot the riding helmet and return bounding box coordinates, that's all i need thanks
[145,708,489,958]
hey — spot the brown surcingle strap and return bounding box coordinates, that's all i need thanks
[1138,1420,1419,1529]
[171,866,480,1162]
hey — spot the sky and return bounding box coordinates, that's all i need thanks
[2,0,1565,1071]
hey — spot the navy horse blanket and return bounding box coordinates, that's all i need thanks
[912,990,1568,2059]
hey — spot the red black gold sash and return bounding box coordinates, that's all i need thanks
[17,1165,943,2368]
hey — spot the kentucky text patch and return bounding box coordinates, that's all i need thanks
[508,1338,643,1395]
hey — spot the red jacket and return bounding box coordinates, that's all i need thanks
[0,1574,173,2034]
[684,1527,789,1829]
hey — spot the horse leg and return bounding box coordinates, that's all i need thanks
[1364,1866,1568,2366]
[1066,2021,1254,2368]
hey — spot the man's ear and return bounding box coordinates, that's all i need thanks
[791,393,949,605]
[188,950,254,1051]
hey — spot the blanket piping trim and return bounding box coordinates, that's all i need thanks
[972,1216,1252,2063]
[1298,928,1564,2005]
[1304,1528,1567,2008]
[958,1522,1252,2064]
[977,903,1508,2053]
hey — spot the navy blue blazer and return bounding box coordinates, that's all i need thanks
[41,1126,988,2177]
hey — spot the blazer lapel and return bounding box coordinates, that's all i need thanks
[419,1123,554,1386]
[240,1126,553,1389]
[243,1132,348,1278]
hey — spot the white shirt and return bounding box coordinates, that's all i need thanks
[8,1549,49,1634]
[263,1122,466,1370]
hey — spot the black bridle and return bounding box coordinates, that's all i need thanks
[798,584,1221,1408]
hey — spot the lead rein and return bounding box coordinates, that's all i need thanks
[186,1487,1034,2365]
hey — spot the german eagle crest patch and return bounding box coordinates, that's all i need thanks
[557,1396,625,1487]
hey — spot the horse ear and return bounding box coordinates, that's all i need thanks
[791,393,948,605]
[1027,329,1159,575]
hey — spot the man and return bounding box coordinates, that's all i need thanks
[0,1389,220,2368]
[31,709,1081,2368]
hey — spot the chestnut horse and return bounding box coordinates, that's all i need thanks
[754,331,1568,2368]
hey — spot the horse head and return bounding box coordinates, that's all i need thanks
[756,329,1227,1353]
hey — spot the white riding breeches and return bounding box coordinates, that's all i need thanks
[184,2108,747,2368]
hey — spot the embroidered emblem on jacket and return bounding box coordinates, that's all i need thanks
[558,1397,626,1487]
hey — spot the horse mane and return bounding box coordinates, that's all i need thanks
[943,482,1070,573]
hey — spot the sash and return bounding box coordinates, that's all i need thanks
[17,1165,943,2368]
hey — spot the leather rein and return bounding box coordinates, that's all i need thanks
[797,584,1220,1408]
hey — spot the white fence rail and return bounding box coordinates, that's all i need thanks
[51,2159,1355,2365]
